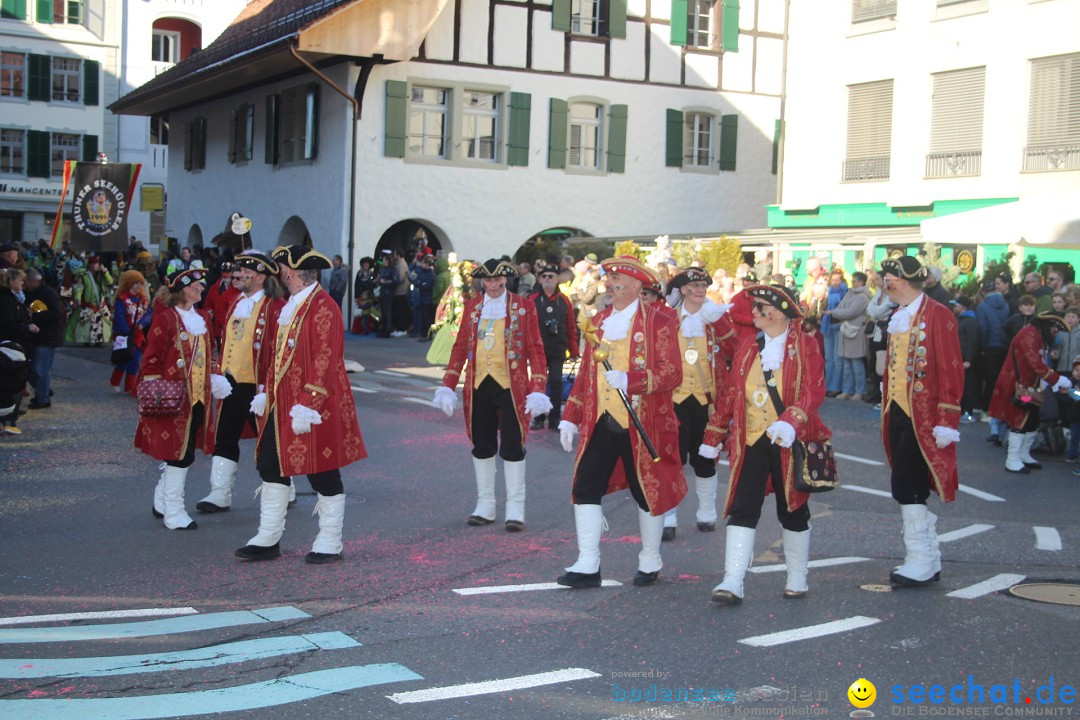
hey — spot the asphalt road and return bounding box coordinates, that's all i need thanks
[1,334,1078,719]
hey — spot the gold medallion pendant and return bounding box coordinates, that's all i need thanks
[482,334,496,351]
[684,348,699,365]
[752,388,769,408]
[232,319,245,341]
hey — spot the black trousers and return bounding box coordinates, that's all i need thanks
[887,406,931,505]
[470,376,525,461]
[978,348,1005,410]
[728,435,810,531]
[213,378,256,463]
[961,367,978,415]
[1013,408,1040,433]
[167,402,205,470]
[572,413,649,512]
[675,395,714,477]
[545,352,565,424]
[256,414,343,496]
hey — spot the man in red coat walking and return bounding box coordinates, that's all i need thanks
[235,245,366,564]
[880,256,964,586]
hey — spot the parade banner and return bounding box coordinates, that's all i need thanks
[65,162,141,252]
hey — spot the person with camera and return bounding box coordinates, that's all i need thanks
[528,265,578,431]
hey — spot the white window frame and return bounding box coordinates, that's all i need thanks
[151,30,181,64]
[1023,52,1080,172]
[926,66,985,178]
[683,111,715,169]
[279,84,317,164]
[688,0,717,49]
[0,128,25,175]
[408,85,449,159]
[1,52,26,100]
[569,101,603,171]
[843,79,893,182]
[50,131,80,177]
[51,57,81,104]
[462,90,499,163]
[150,114,169,146]
[51,0,83,25]
[572,0,601,36]
[234,102,254,163]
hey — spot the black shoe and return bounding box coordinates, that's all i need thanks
[27,401,51,409]
[288,497,298,509]
[661,527,676,542]
[711,588,742,605]
[696,522,716,532]
[889,569,941,587]
[305,552,342,564]
[152,506,163,519]
[633,570,659,586]
[556,570,602,588]
[783,588,808,599]
[467,515,495,526]
[825,391,840,398]
[1023,461,1042,470]
[169,520,197,530]
[530,417,545,431]
[235,542,282,561]
[505,519,525,532]
[195,501,230,513]
[1005,465,1030,474]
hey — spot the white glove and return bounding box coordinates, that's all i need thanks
[604,369,628,392]
[1053,376,1073,392]
[210,374,233,400]
[766,420,796,448]
[559,420,578,453]
[249,392,267,416]
[432,386,457,417]
[932,425,960,449]
[289,404,323,435]
[525,391,553,418]
[698,443,722,460]
[698,300,733,323]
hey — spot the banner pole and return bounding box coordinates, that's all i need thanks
[49,160,76,250]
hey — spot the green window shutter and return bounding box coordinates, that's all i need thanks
[670,0,688,46]
[28,53,49,101]
[721,0,740,52]
[508,92,531,167]
[81,134,97,162]
[771,118,781,174]
[607,104,628,173]
[83,59,99,106]
[27,130,49,177]
[719,113,738,171]
[551,0,570,32]
[547,98,568,169]
[666,109,684,167]
[228,110,237,163]
[193,118,205,169]
[608,0,627,39]
[265,94,279,164]
[183,121,193,170]
[384,80,407,158]
[1,0,27,20]
[35,0,49,22]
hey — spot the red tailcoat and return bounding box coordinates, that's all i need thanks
[726,291,758,345]
[134,307,217,462]
[442,292,549,443]
[681,310,739,410]
[881,296,964,502]
[211,292,286,441]
[204,281,240,347]
[703,326,829,516]
[988,323,1060,430]
[562,304,686,515]
[255,287,366,476]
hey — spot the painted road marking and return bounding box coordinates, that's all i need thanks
[1034,526,1062,551]
[375,370,410,378]
[947,573,1026,599]
[842,484,893,498]
[0,606,309,645]
[0,632,358,679]
[937,524,994,543]
[350,385,377,394]
[403,397,438,408]
[748,557,870,574]
[453,581,623,596]
[835,453,885,467]
[957,484,1005,502]
[1,664,421,720]
[738,616,881,647]
[0,607,198,627]
[386,667,600,704]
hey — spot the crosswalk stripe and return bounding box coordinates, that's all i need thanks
[0,664,422,720]
[748,557,870,574]
[403,397,437,407]
[350,385,377,394]
[842,484,893,498]
[947,574,1026,599]
[738,616,881,647]
[957,484,1005,502]
[386,667,600,704]
[937,524,994,543]
[452,581,623,595]
[0,632,358,679]
[0,608,198,627]
[1034,526,1062,551]
[0,606,309,645]
[375,370,410,378]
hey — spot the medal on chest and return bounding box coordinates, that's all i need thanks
[752,388,769,408]
[684,339,699,365]
[232,318,245,341]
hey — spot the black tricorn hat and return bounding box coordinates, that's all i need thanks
[166,268,207,292]
[271,245,332,271]
[881,255,929,281]
[472,258,516,279]
[234,250,278,275]
[1034,312,1068,334]
[746,284,801,319]
[668,267,711,289]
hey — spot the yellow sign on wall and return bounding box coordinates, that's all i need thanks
[140,184,164,212]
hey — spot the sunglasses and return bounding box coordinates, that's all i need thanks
[540,273,557,279]
[752,302,772,315]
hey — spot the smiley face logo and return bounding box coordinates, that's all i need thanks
[848,679,876,708]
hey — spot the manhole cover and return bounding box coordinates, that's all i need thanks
[1007,582,1080,606]
[860,584,893,593]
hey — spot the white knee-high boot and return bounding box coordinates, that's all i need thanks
[1020,432,1042,469]
[695,472,718,531]
[1005,431,1029,473]
[468,457,497,524]
[197,456,237,512]
[711,525,755,605]
[161,465,196,530]
[782,528,810,598]
[890,504,941,585]
[152,462,166,518]
[234,482,291,560]
[307,493,346,564]
[635,509,665,586]
[557,504,604,588]
[503,459,526,531]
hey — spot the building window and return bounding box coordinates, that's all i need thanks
[50,131,79,177]
[569,102,602,169]
[1024,52,1080,172]
[462,91,498,162]
[278,84,318,163]
[843,79,893,182]
[150,114,169,145]
[572,0,602,36]
[184,116,206,170]
[152,30,181,64]
[851,0,896,23]
[408,86,448,159]
[0,128,24,174]
[926,66,985,178]
[683,112,713,167]
[48,0,82,24]
[51,57,80,103]
[230,103,254,163]
[1,52,24,98]
[688,0,715,48]
[552,0,626,39]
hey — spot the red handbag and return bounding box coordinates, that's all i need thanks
[137,378,187,416]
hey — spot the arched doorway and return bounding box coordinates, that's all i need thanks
[186,224,203,251]
[277,215,312,248]
[512,226,594,267]
[373,219,449,260]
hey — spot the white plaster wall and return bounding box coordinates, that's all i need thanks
[569,40,606,76]
[531,9,565,72]
[780,0,1080,211]
[424,0,456,61]
[493,4,528,68]
[459,0,489,65]
[721,41,753,92]
[651,0,672,23]
[649,23,681,85]
[758,0,786,34]
[684,53,719,89]
[609,19,646,81]
[755,36,783,96]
